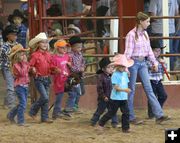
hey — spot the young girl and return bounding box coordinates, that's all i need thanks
[98,54,133,133]
[51,40,71,119]
[28,32,53,123]
[7,44,30,126]
[124,11,169,124]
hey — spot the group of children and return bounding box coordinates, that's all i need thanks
[90,39,169,133]
[0,24,85,126]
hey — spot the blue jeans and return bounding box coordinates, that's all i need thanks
[29,77,51,121]
[148,80,167,118]
[128,60,164,121]
[66,85,81,111]
[52,92,64,116]
[8,85,28,124]
[91,100,118,125]
[1,67,16,109]
[150,33,175,70]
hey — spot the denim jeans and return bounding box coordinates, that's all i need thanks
[66,84,81,111]
[91,100,118,125]
[148,80,167,118]
[1,67,16,109]
[8,86,28,124]
[128,60,164,121]
[150,33,175,70]
[99,100,129,130]
[29,77,51,121]
[52,92,64,116]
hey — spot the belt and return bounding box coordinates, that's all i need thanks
[35,76,49,80]
[132,56,145,61]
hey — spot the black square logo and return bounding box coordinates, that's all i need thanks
[165,128,180,143]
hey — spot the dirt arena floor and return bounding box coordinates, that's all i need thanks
[0,103,180,143]
[0,76,180,143]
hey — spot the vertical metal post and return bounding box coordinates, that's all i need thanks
[118,0,124,53]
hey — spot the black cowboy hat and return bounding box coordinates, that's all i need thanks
[69,36,84,46]
[8,9,25,23]
[96,57,111,74]
[2,24,19,42]
[150,40,166,49]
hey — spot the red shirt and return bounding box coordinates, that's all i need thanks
[13,62,30,87]
[29,50,52,76]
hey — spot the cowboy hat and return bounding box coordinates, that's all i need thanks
[150,40,166,49]
[29,32,48,49]
[69,36,84,46]
[9,44,29,59]
[96,57,111,74]
[2,24,19,42]
[67,24,81,34]
[54,40,69,49]
[8,9,26,23]
[111,54,134,68]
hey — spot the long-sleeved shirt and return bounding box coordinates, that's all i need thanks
[97,72,112,101]
[29,50,52,77]
[69,51,85,73]
[124,27,158,66]
[13,62,30,87]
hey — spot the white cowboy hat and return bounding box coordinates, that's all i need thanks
[29,32,48,49]
[67,24,81,34]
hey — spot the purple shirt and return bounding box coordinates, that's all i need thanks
[124,27,158,66]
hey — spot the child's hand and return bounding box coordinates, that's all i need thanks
[124,88,131,93]
[151,65,158,72]
[32,67,36,74]
[159,58,165,63]
[80,67,85,72]
[54,67,61,74]
[67,62,71,67]
[104,97,109,102]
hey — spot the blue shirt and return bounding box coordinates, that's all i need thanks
[17,24,27,48]
[110,71,129,100]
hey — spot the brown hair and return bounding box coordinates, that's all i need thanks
[135,12,149,40]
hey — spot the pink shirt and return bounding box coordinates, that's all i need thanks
[13,62,30,87]
[29,50,52,76]
[51,54,71,94]
[124,27,158,66]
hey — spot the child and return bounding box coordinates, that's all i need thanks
[90,57,118,127]
[7,44,30,126]
[147,40,168,119]
[51,40,72,119]
[98,54,134,133]
[0,24,19,109]
[8,9,28,48]
[28,32,53,123]
[65,36,86,112]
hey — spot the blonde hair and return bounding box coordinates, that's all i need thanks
[135,12,149,40]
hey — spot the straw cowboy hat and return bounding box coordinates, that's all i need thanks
[54,40,69,49]
[9,44,29,59]
[111,54,134,68]
[29,32,48,49]
[67,24,81,34]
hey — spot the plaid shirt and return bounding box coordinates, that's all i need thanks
[0,41,18,68]
[146,59,167,81]
[124,27,158,66]
[17,24,27,48]
[69,51,85,73]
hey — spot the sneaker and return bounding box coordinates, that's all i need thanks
[41,119,53,123]
[122,128,131,133]
[130,118,144,125]
[28,112,37,120]
[111,124,118,128]
[7,113,15,124]
[156,116,171,124]
[18,123,30,127]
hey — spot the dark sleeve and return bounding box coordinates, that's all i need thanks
[96,74,106,100]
